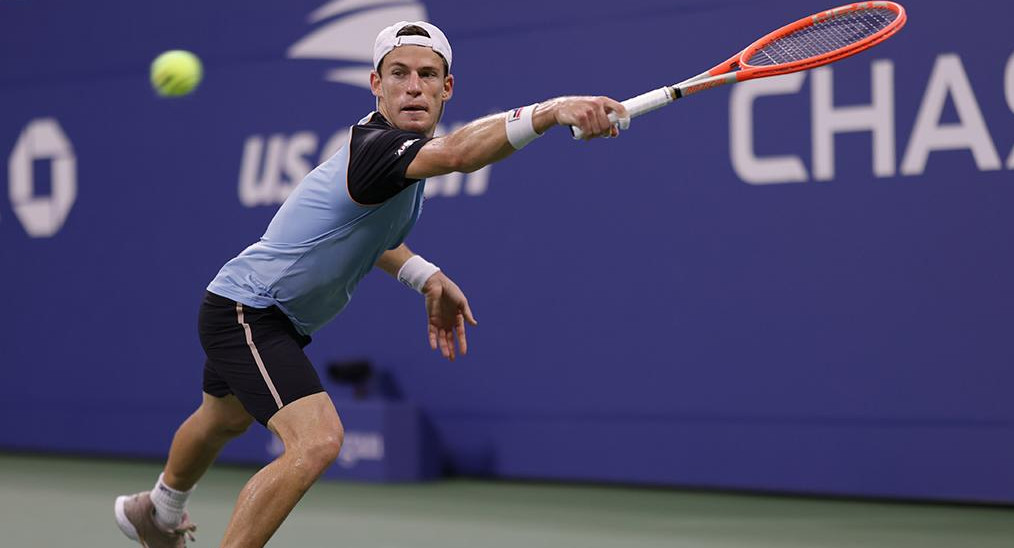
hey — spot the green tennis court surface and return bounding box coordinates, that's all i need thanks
[2,453,1010,547]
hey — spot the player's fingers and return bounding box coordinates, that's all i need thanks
[592,98,612,136]
[444,329,456,361]
[604,97,629,121]
[462,301,478,326]
[604,98,630,130]
[429,324,438,351]
[588,96,608,135]
[437,328,450,358]
[575,101,607,140]
[576,109,596,141]
[455,314,468,355]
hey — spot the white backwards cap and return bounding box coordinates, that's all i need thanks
[373,21,452,72]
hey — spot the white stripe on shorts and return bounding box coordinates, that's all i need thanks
[236,302,284,409]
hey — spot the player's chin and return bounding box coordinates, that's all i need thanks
[395,110,433,133]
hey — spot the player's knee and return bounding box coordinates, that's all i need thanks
[316,425,345,464]
[303,424,344,470]
[217,414,254,437]
[198,406,254,437]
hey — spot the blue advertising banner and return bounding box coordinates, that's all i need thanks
[1,0,1012,502]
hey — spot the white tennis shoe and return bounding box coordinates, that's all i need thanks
[114,491,197,548]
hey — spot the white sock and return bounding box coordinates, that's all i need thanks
[149,473,194,529]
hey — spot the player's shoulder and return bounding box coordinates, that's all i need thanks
[355,111,387,130]
[350,112,427,152]
[354,112,420,135]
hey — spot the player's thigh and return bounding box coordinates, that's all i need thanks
[199,293,324,426]
[267,392,344,454]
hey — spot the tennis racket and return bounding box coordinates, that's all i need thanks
[572,1,907,139]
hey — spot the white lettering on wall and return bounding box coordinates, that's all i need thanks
[238,123,493,207]
[730,73,808,185]
[900,53,1001,175]
[811,60,895,181]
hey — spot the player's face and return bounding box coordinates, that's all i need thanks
[371,46,453,136]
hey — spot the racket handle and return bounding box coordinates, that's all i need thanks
[571,87,675,140]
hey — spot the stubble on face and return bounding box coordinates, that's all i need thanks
[372,46,452,136]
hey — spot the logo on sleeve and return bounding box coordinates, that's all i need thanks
[396,138,419,157]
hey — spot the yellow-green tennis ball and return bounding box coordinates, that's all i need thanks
[150,50,203,97]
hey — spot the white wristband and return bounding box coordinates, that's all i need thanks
[505,103,542,150]
[397,255,441,293]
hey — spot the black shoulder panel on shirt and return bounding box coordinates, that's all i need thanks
[347,113,432,205]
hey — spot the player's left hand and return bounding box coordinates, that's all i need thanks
[421,272,478,361]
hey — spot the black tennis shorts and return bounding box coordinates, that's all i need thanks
[198,291,324,425]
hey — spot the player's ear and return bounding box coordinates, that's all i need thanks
[370,70,382,98]
[442,74,453,101]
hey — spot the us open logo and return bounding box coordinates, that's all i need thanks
[237,0,490,208]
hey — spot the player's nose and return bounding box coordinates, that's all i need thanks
[405,73,422,94]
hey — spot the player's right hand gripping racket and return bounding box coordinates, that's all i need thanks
[572,1,907,139]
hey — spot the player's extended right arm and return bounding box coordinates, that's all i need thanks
[405,96,628,180]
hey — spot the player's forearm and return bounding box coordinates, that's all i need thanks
[432,100,572,172]
[377,244,443,293]
[431,113,518,173]
[376,244,414,277]
[409,96,621,179]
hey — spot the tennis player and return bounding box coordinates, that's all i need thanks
[114,21,628,548]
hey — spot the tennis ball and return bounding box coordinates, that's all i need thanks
[150,50,203,97]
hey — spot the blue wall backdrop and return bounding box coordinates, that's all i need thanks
[1,0,1012,502]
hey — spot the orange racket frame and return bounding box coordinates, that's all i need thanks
[572,1,907,139]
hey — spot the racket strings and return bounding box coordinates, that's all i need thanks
[746,8,897,67]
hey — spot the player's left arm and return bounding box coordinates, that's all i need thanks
[377,244,477,361]
[375,243,415,277]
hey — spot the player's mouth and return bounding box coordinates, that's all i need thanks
[401,104,429,114]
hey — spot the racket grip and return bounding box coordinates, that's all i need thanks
[571,87,674,140]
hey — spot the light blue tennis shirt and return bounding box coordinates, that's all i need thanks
[208,113,428,335]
